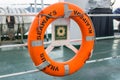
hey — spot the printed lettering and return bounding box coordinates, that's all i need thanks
[82,18,87,24]
[74,10,93,34]
[40,53,46,62]
[36,10,57,40]
[41,20,47,26]
[48,64,59,71]
[39,53,59,71]
[88,25,93,33]
[36,26,43,40]
[74,10,81,15]
[74,10,83,18]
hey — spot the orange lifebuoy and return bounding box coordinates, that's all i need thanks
[28,2,95,76]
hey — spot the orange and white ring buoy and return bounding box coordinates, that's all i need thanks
[28,2,95,76]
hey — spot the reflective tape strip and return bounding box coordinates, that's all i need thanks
[86,36,95,41]
[31,40,43,47]
[64,3,72,18]
[36,61,50,70]
[64,65,69,75]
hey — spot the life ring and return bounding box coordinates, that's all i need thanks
[28,2,95,76]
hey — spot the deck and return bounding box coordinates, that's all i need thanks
[0,38,120,80]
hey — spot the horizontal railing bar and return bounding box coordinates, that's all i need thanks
[0,13,37,16]
[95,35,120,40]
[88,14,120,17]
[0,13,120,17]
[0,3,50,5]
[86,55,120,63]
[0,35,120,48]
[0,43,28,48]
[0,69,39,79]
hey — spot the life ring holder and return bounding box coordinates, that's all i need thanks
[28,2,95,76]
